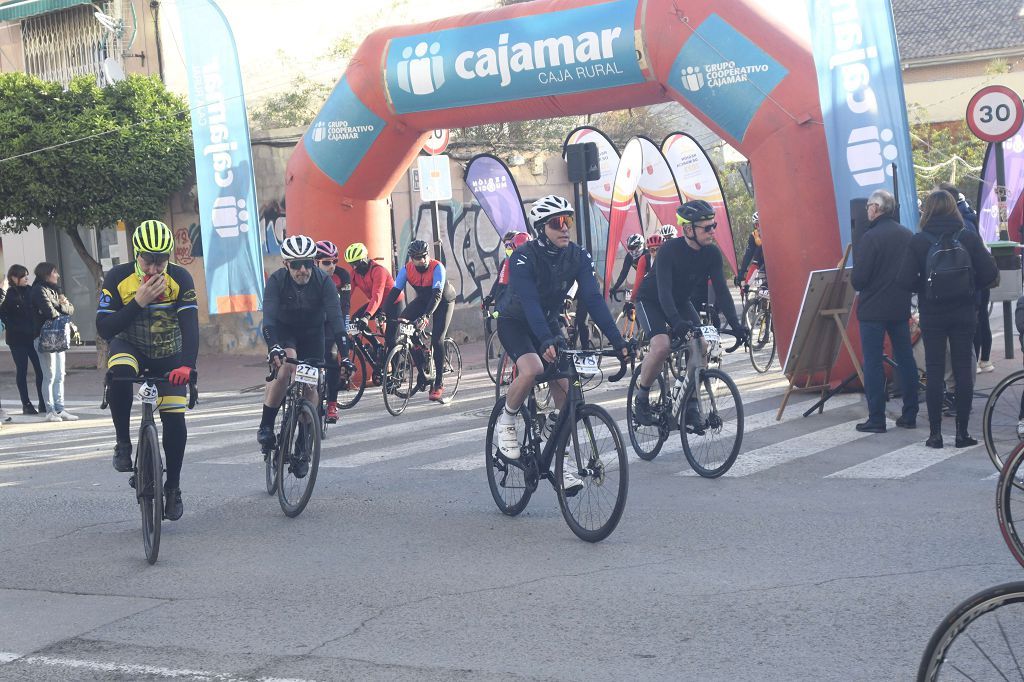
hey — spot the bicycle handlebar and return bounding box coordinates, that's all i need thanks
[609,289,631,303]
[534,347,630,385]
[101,370,199,410]
[265,357,325,383]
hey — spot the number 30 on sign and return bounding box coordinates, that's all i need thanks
[966,85,1024,143]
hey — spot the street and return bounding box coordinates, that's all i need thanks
[0,343,1020,681]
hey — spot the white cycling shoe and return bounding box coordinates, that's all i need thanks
[561,460,584,496]
[496,417,521,460]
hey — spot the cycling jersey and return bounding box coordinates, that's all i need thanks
[611,250,645,292]
[96,262,199,363]
[630,252,653,303]
[330,269,352,321]
[262,266,345,348]
[383,259,456,314]
[739,229,765,278]
[350,262,399,317]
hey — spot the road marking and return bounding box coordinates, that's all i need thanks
[0,652,313,681]
[321,426,484,468]
[827,443,981,479]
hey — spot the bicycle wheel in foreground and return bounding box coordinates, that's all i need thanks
[557,403,628,543]
[337,345,366,410]
[681,368,743,478]
[983,370,1024,472]
[917,581,1024,681]
[485,333,503,385]
[382,344,414,416]
[748,308,775,373]
[277,399,321,518]
[996,441,1024,568]
[626,366,667,461]
[137,423,163,564]
[442,339,463,401]
[484,399,533,516]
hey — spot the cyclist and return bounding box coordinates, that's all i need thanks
[483,231,525,311]
[632,201,748,426]
[345,242,402,336]
[316,240,351,423]
[494,195,631,490]
[609,233,646,297]
[97,220,198,521]
[623,233,663,320]
[381,240,457,401]
[257,235,347,468]
[659,223,678,240]
[735,212,765,288]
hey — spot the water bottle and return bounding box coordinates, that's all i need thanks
[670,379,683,403]
[542,410,559,440]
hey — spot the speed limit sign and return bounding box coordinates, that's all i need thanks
[966,85,1024,143]
[422,129,449,155]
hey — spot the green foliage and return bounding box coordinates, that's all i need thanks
[0,72,193,281]
[249,74,333,130]
[719,162,755,273]
[910,112,986,204]
[453,116,585,155]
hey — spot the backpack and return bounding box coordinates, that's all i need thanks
[923,229,974,303]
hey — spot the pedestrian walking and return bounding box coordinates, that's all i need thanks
[0,264,46,416]
[898,190,998,448]
[30,262,78,423]
[851,189,918,433]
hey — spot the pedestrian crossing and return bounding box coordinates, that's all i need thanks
[0,346,1003,483]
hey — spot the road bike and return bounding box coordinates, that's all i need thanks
[337,317,387,410]
[262,358,323,517]
[101,369,198,564]
[483,302,503,385]
[626,327,744,477]
[982,368,1024,472]
[612,289,647,362]
[484,348,630,542]
[742,272,775,373]
[995,441,1024,568]
[381,318,462,416]
[495,350,553,411]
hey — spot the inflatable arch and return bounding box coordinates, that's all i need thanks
[285,0,841,360]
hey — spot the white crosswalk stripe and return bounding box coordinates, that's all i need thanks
[827,442,983,479]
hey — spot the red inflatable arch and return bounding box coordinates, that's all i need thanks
[285,0,840,361]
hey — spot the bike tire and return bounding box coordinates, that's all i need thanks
[742,299,758,330]
[626,366,668,461]
[681,368,743,478]
[997,441,1024,569]
[382,344,414,416]
[442,339,463,401]
[137,422,162,564]
[748,306,775,374]
[337,343,366,410]
[556,404,629,543]
[264,448,278,495]
[484,398,533,516]
[917,581,1024,681]
[277,399,321,517]
[983,369,1024,473]
[485,332,503,385]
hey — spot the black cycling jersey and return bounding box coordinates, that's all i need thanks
[262,266,345,348]
[610,250,644,291]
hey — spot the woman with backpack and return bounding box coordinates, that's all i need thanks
[30,262,78,423]
[898,190,998,449]
[0,264,46,416]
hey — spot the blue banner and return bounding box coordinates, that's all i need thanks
[385,0,643,114]
[809,0,918,248]
[178,0,264,314]
[304,77,386,186]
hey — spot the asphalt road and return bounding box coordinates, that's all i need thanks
[0,342,1021,681]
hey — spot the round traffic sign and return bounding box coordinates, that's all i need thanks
[966,85,1024,143]
[422,129,450,155]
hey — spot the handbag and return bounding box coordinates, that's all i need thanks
[38,314,72,353]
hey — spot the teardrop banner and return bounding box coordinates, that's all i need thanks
[662,132,738,274]
[977,132,1024,244]
[464,153,529,239]
[636,136,683,230]
[604,138,645,287]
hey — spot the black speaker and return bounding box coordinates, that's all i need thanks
[850,198,870,250]
[566,142,600,183]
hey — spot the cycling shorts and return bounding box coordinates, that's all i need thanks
[278,326,325,363]
[635,299,670,338]
[106,338,187,413]
[497,316,558,362]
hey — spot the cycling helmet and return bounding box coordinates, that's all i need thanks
[407,239,429,259]
[501,230,522,244]
[659,224,677,239]
[626,234,643,252]
[133,220,174,254]
[676,200,716,225]
[345,242,368,263]
[646,234,664,249]
[280,235,317,260]
[315,240,338,259]
[752,211,759,224]
[527,195,573,230]
[508,232,529,250]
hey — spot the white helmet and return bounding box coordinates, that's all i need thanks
[280,235,316,260]
[752,211,759,224]
[626,233,644,251]
[659,224,677,239]
[527,195,573,230]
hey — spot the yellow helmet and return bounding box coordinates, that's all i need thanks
[133,220,174,254]
[345,242,369,263]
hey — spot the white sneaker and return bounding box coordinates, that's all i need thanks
[496,414,520,460]
[44,412,62,423]
[57,410,79,422]
[978,361,995,374]
[561,459,584,496]
[0,409,10,423]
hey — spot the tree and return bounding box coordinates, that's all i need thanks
[0,73,194,287]
[909,110,986,204]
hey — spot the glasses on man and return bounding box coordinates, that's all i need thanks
[547,214,575,231]
[319,258,337,266]
[411,253,429,262]
[698,222,717,233]
[288,259,314,271]
[139,253,170,266]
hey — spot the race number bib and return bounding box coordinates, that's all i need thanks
[294,363,320,386]
[137,383,159,406]
[573,352,600,376]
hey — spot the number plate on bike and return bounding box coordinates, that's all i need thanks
[295,363,320,386]
[759,287,770,300]
[573,353,600,376]
[398,322,415,337]
[346,323,359,335]
[137,383,159,405]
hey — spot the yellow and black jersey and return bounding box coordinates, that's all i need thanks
[96,263,200,363]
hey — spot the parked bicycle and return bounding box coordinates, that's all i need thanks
[381,318,462,416]
[485,348,630,542]
[101,369,198,564]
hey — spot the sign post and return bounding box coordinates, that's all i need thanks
[417,154,453,261]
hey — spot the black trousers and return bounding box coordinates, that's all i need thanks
[974,288,992,362]
[8,342,44,406]
[920,308,976,432]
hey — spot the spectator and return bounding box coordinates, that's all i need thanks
[0,281,6,423]
[851,189,918,433]
[898,190,998,448]
[30,262,78,423]
[0,264,45,416]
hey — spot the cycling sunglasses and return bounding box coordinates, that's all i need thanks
[319,258,338,265]
[139,252,170,266]
[547,214,575,231]
[676,219,718,233]
[288,259,314,271]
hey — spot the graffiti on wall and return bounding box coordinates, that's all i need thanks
[261,198,286,255]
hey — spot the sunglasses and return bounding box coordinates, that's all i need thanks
[139,253,170,265]
[319,258,337,265]
[410,253,429,261]
[288,259,314,271]
[547,214,575,231]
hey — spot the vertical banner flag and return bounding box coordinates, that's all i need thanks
[636,136,683,230]
[978,132,1024,244]
[178,0,264,314]
[464,154,529,239]
[662,132,738,273]
[808,0,917,248]
[605,138,644,287]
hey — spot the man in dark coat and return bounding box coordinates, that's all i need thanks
[851,189,919,433]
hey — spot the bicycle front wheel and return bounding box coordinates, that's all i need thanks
[917,581,1024,681]
[626,366,667,461]
[442,339,463,401]
[748,306,775,373]
[485,332,503,385]
[983,369,1024,472]
[681,368,743,477]
[277,399,321,517]
[382,344,414,416]
[557,404,628,543]
[337,344,366,410]
[997,441,1024,568]
[136,422,163,564]
[484,398,533,516]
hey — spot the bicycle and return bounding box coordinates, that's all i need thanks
[262,357,324,517]
[995,441,1024,568]
[336,317,389,410]
[101,369,198,564]
[381,318,462,416]
[626,327,744,477]
[495,350,553,411]
[484,347,630,542]
[742,274,775,373]
[483,302,503,385]
[983,368,1024,472]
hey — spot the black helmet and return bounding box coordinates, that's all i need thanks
[407,239,429,259]
[676,200,716,225]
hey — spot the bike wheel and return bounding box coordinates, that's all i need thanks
[495,351,514,400]
[557,404,629,543]
[485,332,503,385]
[742,299,758,330]
[626,366,667,461]
[382,344,414,416]
[136,423,163,564]
[337,344,366,410]
[983,369,1024,472]
[484,398,534,516]
[997,442,1024,568]
[681,368,743,477]
[442,339,463,401]
[917,581,1024,681]
[277,399,321,518]
[748,306,775,373]
[668,347,686,381]
[264,448,278,495]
